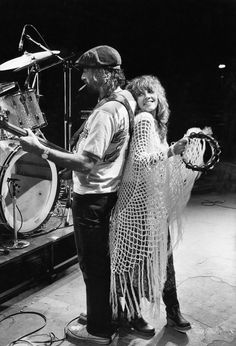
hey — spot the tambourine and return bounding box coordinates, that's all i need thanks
[182,132,221,172]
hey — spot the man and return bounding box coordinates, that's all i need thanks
[18,45,145,345]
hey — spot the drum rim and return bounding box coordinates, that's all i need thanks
[0,146,59,233]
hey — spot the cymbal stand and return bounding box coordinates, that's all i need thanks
[24,63,40,96]
[31,65,40,94]
[63,59,73,226]
[6,178,30,249]
[23,33,64,101]
[24,64,45,142]
[63,59,72,151]
[24,33,73,225]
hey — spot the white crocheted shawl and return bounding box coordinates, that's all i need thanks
[109,112,203,318]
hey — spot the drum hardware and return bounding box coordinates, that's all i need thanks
[22,32,71,148]
[0,246,10,255]
[0,50,61,72]
[0,25,77,232]
[0,82,19,97]
[34,128,47,140]
[0,164,9,170]
[5,178,30,249]
[0,128,9,140]
[0,113,70,153]
[24,34,63,63]
[0,89,47,131]
[62,58,74,224]
[0,120,71,232]
[64,182,72,227]
[0,40,62,131]
[0,139,61,234]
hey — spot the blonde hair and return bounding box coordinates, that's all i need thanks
[126,75,170,140]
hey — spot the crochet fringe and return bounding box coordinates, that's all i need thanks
[109,113,205,319]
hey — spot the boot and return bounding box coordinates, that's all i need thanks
[130,314,155,337]
[166,304,191,333]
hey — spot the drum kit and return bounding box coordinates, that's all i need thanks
[0,26,222,253]
[0,28,74,250]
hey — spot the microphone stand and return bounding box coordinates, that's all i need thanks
[6,178,30,249]
[23,33,73,226]
[25,34,64,62]
[63,59,73,226]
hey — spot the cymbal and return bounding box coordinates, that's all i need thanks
[0,50,60,71]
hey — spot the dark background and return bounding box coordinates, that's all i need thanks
[0,0,236,160]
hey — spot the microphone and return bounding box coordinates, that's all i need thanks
[18,25,27,52]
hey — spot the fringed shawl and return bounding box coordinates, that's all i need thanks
[109,112,203,319]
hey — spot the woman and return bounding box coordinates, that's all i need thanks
[109,75,203,333]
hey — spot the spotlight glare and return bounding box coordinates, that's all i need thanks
[218,64,226,69]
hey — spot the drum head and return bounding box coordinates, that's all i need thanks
[0,147,59,233]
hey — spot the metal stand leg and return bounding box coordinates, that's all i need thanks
[63,60,72,151]
[6,178,30,250]
[63,60,73,226]
[64,183,72,227]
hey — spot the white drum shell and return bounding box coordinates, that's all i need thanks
[0,89,46,131]
[0,140,59,233]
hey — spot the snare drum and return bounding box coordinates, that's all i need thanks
[0,140,59,233]
[0,89,46,131]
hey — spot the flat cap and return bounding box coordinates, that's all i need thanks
[76,45,121,69]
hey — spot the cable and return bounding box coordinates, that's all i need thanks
[19,203,73,239]
[201,199,236,209]
[0,311,65,346]
[9,332,65,346]
[25,24,50,50]
[0,311,46,345]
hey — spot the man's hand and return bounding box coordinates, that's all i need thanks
[19,128,45,155]
[19,129,97,175]
[59,168,72,180]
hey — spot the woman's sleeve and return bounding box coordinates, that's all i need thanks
[131,114,166,169]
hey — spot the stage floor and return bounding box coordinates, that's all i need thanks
[0,192,236,346]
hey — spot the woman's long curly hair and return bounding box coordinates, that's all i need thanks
[126,75,170,141]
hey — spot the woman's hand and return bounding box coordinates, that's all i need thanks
[19,129,45,155]
[169,138,188,157]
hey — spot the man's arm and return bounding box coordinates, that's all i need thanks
[19,129,97,174]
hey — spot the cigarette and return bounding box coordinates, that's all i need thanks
[78,84,86,92]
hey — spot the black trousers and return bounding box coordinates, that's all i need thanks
[120,231,179,317]
[72,192,117,337]
[162,231,179,311]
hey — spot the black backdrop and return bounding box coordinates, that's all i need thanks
[0,0,236,159]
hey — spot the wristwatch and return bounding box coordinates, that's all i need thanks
[41,148,50,159]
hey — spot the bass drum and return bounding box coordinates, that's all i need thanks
[0,140,60,234]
